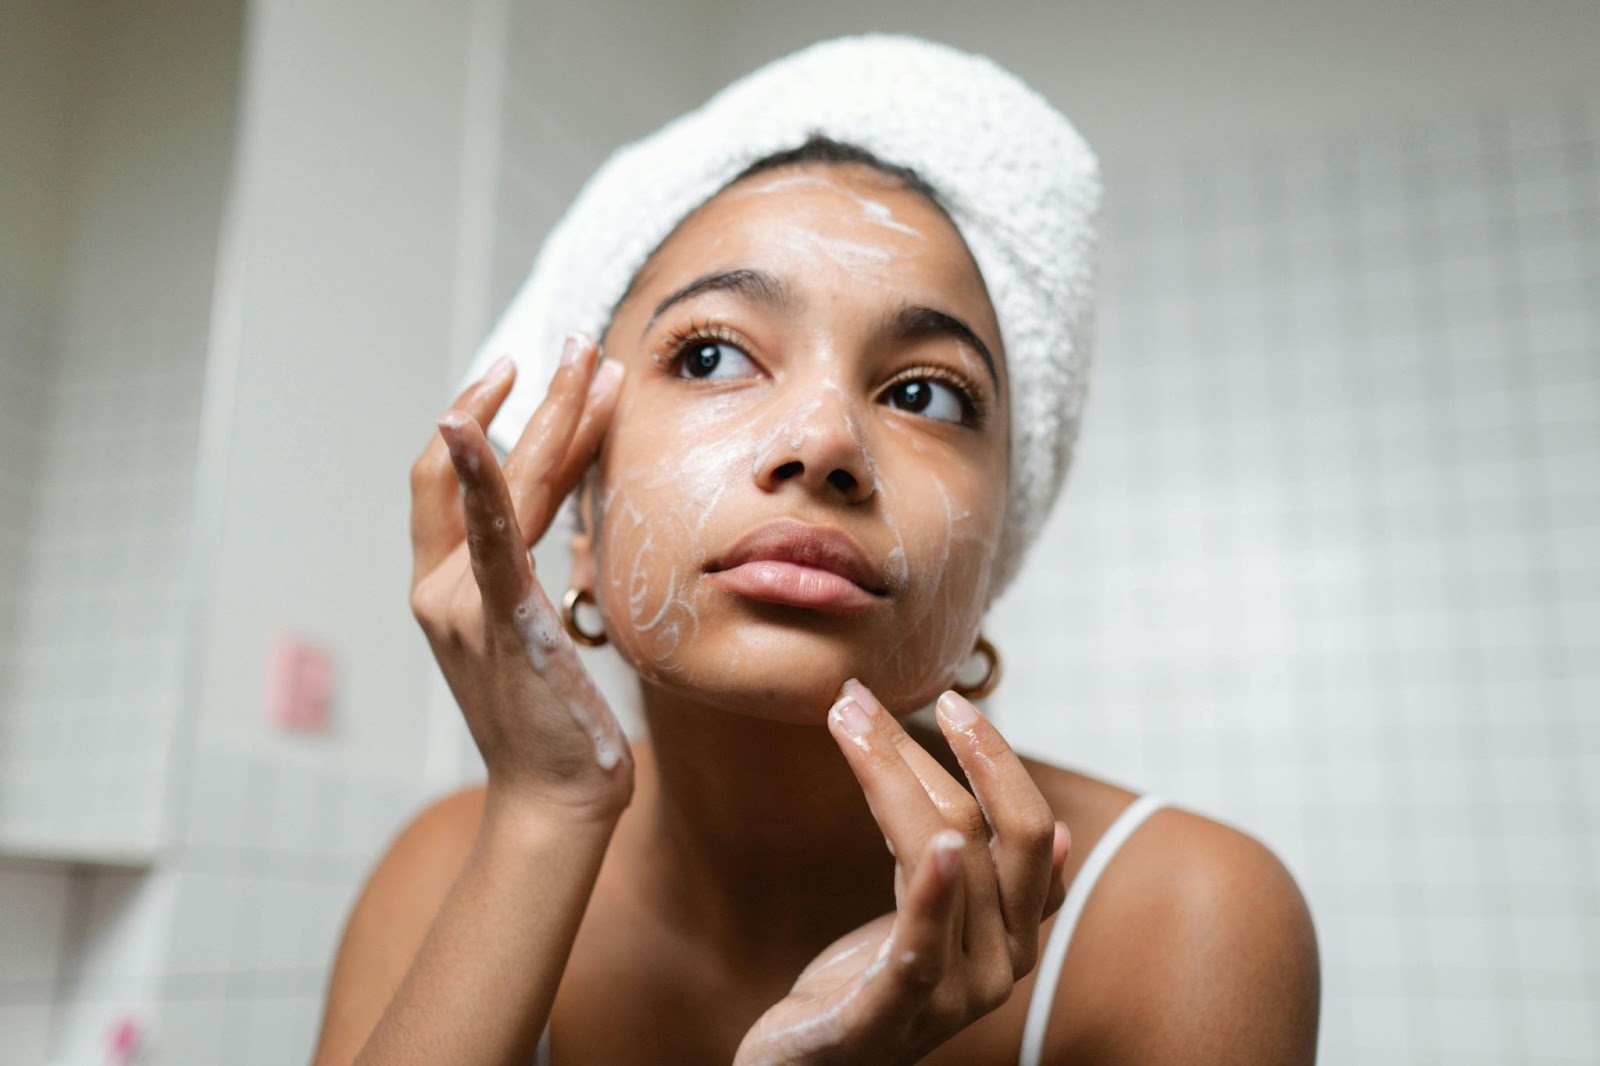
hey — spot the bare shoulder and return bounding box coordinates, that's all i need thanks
[310,783,487,1066]
[1019,757,1321,1065]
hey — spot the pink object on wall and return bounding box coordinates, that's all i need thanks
[267,631,334,732]
[106,1014,143,1065]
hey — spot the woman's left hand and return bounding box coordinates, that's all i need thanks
[732,679,1073,1066]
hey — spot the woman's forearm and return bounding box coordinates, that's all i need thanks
[353,801,619,1066]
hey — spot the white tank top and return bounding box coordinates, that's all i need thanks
[534,793,1167,1065]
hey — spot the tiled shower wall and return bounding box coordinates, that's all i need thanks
[0,291,211,1062]
[0,283,51,713]
[0,297,208,857]
[990,96,1598,1064]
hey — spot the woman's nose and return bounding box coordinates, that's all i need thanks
[753,382,876,505]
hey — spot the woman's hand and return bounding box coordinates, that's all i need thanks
[733,680,1072,1066]
[409,334,634,822]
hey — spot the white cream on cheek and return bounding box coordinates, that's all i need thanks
[590,364,1001,709]
[595,390,764,684]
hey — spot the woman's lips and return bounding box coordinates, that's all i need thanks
[708,559,882,612]
[705,518,890,613]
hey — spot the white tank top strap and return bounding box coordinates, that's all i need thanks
[1015,793,1168,1066]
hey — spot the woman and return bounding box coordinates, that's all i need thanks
[312,35,1320,1066]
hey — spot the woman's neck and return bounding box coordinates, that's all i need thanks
[615,680,903,969]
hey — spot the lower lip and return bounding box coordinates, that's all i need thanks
[709,561,882,612]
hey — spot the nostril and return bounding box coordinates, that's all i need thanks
[827,469,858,495]
[774,460,804,482]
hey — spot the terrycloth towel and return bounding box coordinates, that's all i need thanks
[461,33,1101,597]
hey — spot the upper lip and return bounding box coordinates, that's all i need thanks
[708,519,890,596]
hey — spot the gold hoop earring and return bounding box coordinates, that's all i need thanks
[952,635,1001,700]
[561,586,608,647]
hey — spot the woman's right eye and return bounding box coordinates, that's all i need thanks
[674,340,759,381]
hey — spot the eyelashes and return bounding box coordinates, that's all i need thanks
[654,318,991,428]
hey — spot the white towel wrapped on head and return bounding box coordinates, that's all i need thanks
[462,32,1101,597]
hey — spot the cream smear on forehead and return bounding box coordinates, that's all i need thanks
[722,170,928,239]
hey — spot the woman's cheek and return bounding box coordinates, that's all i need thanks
[872,470,1003,707]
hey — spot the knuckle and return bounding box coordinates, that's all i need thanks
[411,579,473,645]
[899,951,943,992]
[1009,931,1040,978]
[949,797,986,841]
[409,586,441,627]
[1019,810,1056,862]
[972,962,1015,1013]
[926,983,967,1025]
[410,450,448,494]
[464,526,498,566]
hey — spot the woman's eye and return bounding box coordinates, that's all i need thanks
[883,378,967,423]
[675,340,758,381]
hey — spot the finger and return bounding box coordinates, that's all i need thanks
[846,681,1005,961]
[935,691,1059,964]
[435,410,533,617]
[501,334,605,550]
[411,355,517,583]
[842,680,985,832]
[878,829,964,999]
[827,687,951,876]
[1041,822,1071,920]
[546,357,625,510]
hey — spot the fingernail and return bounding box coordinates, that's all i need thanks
[560,334,583,367]
[562,332,596,368]
[933,829,964,876]
[484,354,513,384]
[437,410,470,434]
[831,696,872,738]
[588,358,624,395]
[937,691,979,727]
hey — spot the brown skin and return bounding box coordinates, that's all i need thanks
[311,163,1321,1065]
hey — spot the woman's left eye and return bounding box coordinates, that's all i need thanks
[674,340,759,381]
[882,378,967,423]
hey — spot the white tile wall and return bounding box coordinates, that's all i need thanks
[990,94,1600,1064]
[102,737,424,1064]
[0,741,428,1065]
[0,281,52,742]
[0,294,208,858]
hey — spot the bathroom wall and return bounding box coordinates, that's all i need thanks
[985,97,1599,1064]
[0,0,238,858]
[128,0,480,1060]
[0,0,243,1061]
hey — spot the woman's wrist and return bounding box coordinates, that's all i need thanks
[479,773,633,846]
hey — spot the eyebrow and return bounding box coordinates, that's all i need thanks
[641,266,999,391]
[879,302,999,392]
[642,268,797,338]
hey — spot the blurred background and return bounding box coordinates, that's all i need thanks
[0,1,1595,1063]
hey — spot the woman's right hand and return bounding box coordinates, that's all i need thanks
[409,334,634,823]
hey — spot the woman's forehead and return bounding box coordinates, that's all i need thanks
[627,164,1004,359]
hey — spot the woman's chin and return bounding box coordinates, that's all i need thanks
[616,623,954,722]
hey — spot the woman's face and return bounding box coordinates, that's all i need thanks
[580,162,1009,719]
